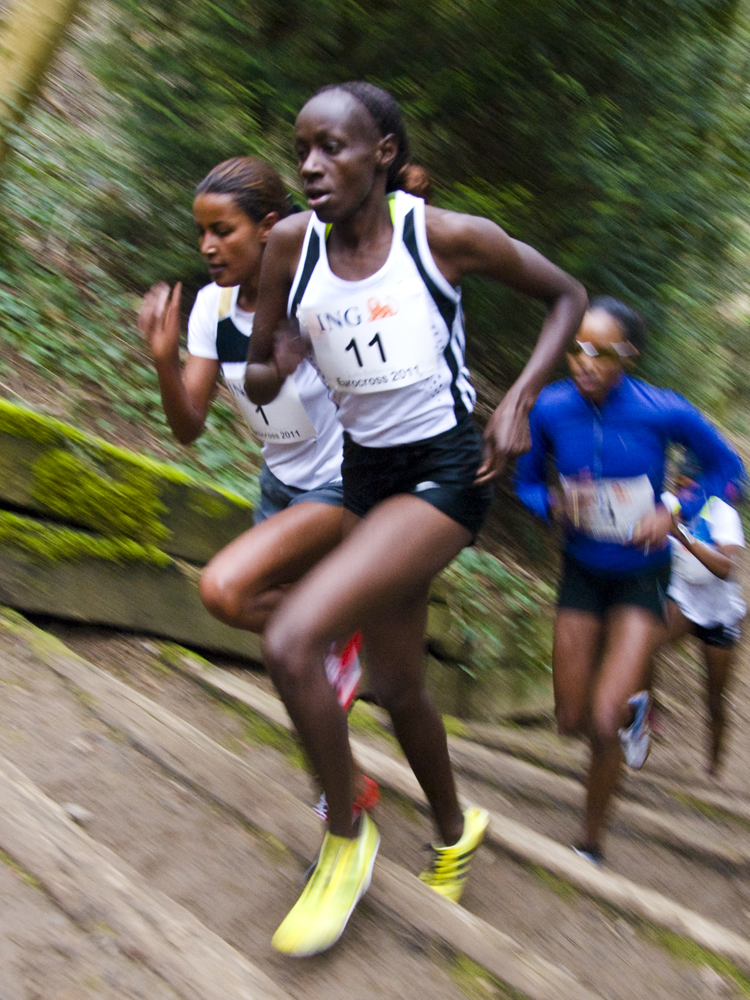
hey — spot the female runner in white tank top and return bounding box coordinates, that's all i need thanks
[137,157,348,649]
[245,82,588,956]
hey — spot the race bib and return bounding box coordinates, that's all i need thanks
[560,473,655,542]
[298,282,438,394]
[222,363,316,444]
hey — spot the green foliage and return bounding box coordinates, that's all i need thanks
[0,0,746,573]
[0,97,263,504]
[440,548,554,679]
[85,0,750,419]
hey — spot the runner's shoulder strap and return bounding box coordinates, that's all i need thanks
[215,286,249,364]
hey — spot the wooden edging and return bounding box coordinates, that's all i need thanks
[6,619,604,1000]
[172,652,750,867]
[167,651,750,976]
[445,738,750,868]
[464,720,750,823]
[461,720,750,828]
[0,754,291,1000]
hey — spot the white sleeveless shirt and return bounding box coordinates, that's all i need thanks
[291,191,476,447]
[187,282,343,490]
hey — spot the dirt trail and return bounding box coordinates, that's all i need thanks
[0,610,738,1000]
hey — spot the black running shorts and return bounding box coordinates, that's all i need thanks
[341,416,495,538]
[557,553,671,623]
[691,621,740,648]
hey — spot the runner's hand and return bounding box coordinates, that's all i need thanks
[138,282,182,362]
[630,504,671,551]
[475,394,532,483]
[273,318,309,379]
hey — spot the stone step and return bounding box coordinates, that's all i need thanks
[0,515,262,659]
[0,753,292,1000]
[165,648,750,977]
[0,399,255,564]
[0,607,605,1000]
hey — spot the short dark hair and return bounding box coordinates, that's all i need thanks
[195,157,290,223]
[589,295,646,352]
[316,81,410,193]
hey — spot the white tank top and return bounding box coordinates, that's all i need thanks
[291,191,476,447]
[187,282,343,490]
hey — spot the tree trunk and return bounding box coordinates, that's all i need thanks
[0,0,80,163]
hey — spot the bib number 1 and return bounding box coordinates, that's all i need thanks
[223,368,316,443]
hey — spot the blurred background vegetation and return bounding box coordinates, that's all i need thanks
[0,0,749,505]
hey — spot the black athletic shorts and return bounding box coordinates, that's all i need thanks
[691,621,740,648]
[557,553,671,623]
[341,415,495,538]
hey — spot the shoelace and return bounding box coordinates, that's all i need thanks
[421,843,474,884]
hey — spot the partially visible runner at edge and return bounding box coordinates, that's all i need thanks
[136,156,377,816]
[658,451,746,777]
[244,80,587,956]
[514,296,745,866]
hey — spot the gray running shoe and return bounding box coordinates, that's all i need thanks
[572,843,604,866]
[619,690,651,769]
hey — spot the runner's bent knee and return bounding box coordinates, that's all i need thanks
[199,562,248,624]
[590,700,622,743]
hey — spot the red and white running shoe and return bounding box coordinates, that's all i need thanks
[313,776,381,823]
[325,631,362,711]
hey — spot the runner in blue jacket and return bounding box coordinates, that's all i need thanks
[515,295,744,864]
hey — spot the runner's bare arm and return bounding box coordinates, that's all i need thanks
[138,282,219,444]
[425,208,587,482]
[671,515,740,580]
[245,214,310,405]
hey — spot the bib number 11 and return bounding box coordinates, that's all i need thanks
[345,333,386,367]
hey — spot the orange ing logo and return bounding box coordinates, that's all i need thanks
[367,297,398,322]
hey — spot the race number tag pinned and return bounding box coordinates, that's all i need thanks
[222,363,316,443]
[560,473,655,543]
[298,283,439,394]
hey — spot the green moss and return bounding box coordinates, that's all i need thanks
[449,955,527,1000]
[670,790,750,828]
[0,848,41,888]
[0,399,252,535]
[187,490,233,520]
[0,510,171,566]
[443,714,470,738]
[32,449,169,545]
[527,863,579,901]
[348,702,398,750]
[644,925,750,995]
[156,644,307,768]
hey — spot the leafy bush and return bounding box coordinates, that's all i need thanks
[439,548,555,681]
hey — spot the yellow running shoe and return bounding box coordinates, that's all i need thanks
[419,806,489,903]
[272,812,379,956]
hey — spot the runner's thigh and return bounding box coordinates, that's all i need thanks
[553,609,603,731]
[203,500,343,596]
[268,494,471,649]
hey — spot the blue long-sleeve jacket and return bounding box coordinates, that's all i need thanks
[514,376,745,575]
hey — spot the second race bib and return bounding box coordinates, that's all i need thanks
[222,363,316,444]
[560,473,655,543]
[298,281,439,394]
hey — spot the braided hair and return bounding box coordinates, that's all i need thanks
[316,81,410,193]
